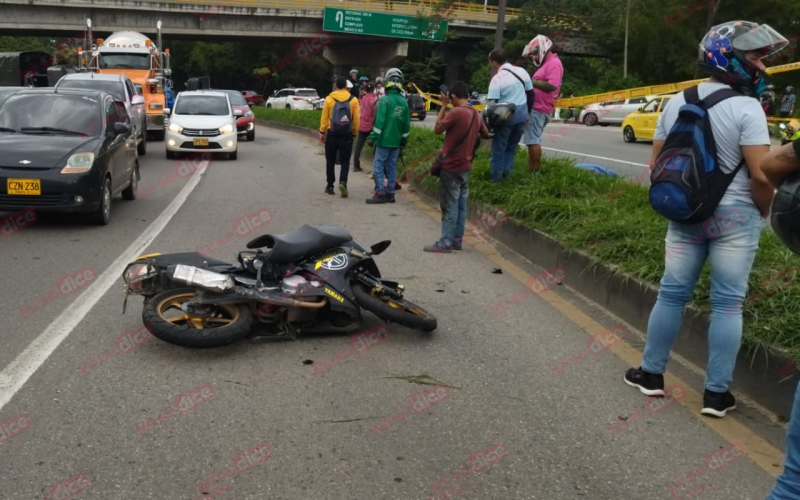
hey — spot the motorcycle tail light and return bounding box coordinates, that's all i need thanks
[124,263,154,291]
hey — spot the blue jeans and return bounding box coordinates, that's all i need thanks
[490,121,525,183]
[768,381,800,499]
[437,170,470,248]
[641,203,762,393]
[372,146,399,196]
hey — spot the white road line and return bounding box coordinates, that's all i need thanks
[540,146,650,168]
[0,160,209,412]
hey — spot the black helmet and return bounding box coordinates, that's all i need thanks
[470,92,479,99]
[771,170,800,255]
[697,21,788,96]
[482,101,516,131]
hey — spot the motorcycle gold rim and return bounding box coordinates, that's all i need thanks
[156,293,240,330]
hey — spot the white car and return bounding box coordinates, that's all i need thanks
[578,96,655,126]
[266,88,321,110]
[165,90,241,160]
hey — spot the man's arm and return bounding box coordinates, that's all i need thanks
[370,99,385,142]
[761,142,800,186]
[479,116,490,139]
[434,92,449,135]
[351,98,360,137]
[743,145,774,217]
[532,80,558,92]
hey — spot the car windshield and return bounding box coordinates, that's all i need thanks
[58,80,125,100]
[175,96,229,116]
[297,90,319,98]
[0,94,100,135]
[224,91,248,106]
[0,89,23,108]
[99,53,151,70]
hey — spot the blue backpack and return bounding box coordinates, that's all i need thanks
[649,86,745,224]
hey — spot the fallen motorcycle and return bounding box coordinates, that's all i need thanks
[121,225,437,348]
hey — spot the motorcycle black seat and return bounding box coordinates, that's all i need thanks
[246,225,352,264]
[148,252,236,271]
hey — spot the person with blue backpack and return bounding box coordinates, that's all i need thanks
[623,21,789,418]
[319,76,360,198]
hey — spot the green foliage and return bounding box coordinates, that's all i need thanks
[401,56,444,92]
[255,108,800,363]
[0,37,53,54]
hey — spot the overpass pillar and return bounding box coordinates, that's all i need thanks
[324,41,408,81]
[435,44,468,85]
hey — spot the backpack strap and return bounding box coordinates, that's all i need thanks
[702,88,742,108]
[683,85,700,104]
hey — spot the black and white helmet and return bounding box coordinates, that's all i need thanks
[771,170,800,255]
[482,101,516,137]
[384,68,404,90]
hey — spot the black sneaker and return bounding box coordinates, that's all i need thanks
[366,195,386,204]
[395,181,403,190]
[701,389,736,418]
[354,165,363,172]
[324,185,335,195]
[624,367,665,396]
[339,183,348,198]
[386,194,395,203]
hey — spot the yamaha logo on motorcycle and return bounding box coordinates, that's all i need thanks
[121,224,437,348]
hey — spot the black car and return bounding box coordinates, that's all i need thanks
[0,88,139,225]
[406,93,426,121]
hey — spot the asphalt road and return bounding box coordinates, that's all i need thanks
[0,125,787,499]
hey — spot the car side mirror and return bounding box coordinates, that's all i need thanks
[164,108,171,116]
[131,95,145,106]
[234,109,243,117]
[248,102,254,107]
[113,122,130,135]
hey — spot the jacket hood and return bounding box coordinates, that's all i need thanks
[0,134,100,169]
[329,89,354,101]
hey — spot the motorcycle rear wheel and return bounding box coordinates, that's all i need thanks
[143,288,253,348]
[352,282,437,332]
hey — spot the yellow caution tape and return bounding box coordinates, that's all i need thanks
[555,61,800,109]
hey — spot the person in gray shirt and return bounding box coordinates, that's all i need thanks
[781,86,796,118]
[624,21,788,418]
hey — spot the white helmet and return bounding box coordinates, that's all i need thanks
[523,35,553,67]
[350,69,358,76]
[384,68,404,90]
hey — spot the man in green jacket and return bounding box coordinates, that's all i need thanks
[366,67,410,204]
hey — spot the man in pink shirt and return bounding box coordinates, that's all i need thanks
[353,84,378,172]
[522,35,564,173]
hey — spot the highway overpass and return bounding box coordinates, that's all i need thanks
[0,0,609,79]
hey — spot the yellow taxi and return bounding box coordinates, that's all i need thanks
[621,93,676,143]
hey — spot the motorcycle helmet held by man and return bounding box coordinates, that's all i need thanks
[697,21,788,97]
[522,35,554,68]
[482,101,516,138]
[771,170,800,255]
[384,67,404,91]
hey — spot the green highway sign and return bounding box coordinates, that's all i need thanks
[323,7,447,42]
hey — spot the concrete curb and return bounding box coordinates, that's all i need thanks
[257,119,797,417]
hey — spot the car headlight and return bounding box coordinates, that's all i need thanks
[168,122,183,133]
[61,152,95,174]
[245,111,253,118]
[219,123,234,134]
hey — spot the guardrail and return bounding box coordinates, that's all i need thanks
[160,0,520,23]
[555,61,800,108]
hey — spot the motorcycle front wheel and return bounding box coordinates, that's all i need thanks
[352,282,437,332]
[143,288,253,348]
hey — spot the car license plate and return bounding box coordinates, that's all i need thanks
[193,138,209,147]
[7,178,41,195]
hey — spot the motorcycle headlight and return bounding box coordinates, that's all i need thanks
[168,122,183,133]
[61,152,95,174]
[219,123,235,134]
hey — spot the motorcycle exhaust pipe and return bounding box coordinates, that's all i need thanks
[168,264,235,293]
[235,287,327,309]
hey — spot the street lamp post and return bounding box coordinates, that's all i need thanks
[494,0,507,50]
[623,0,630,79]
